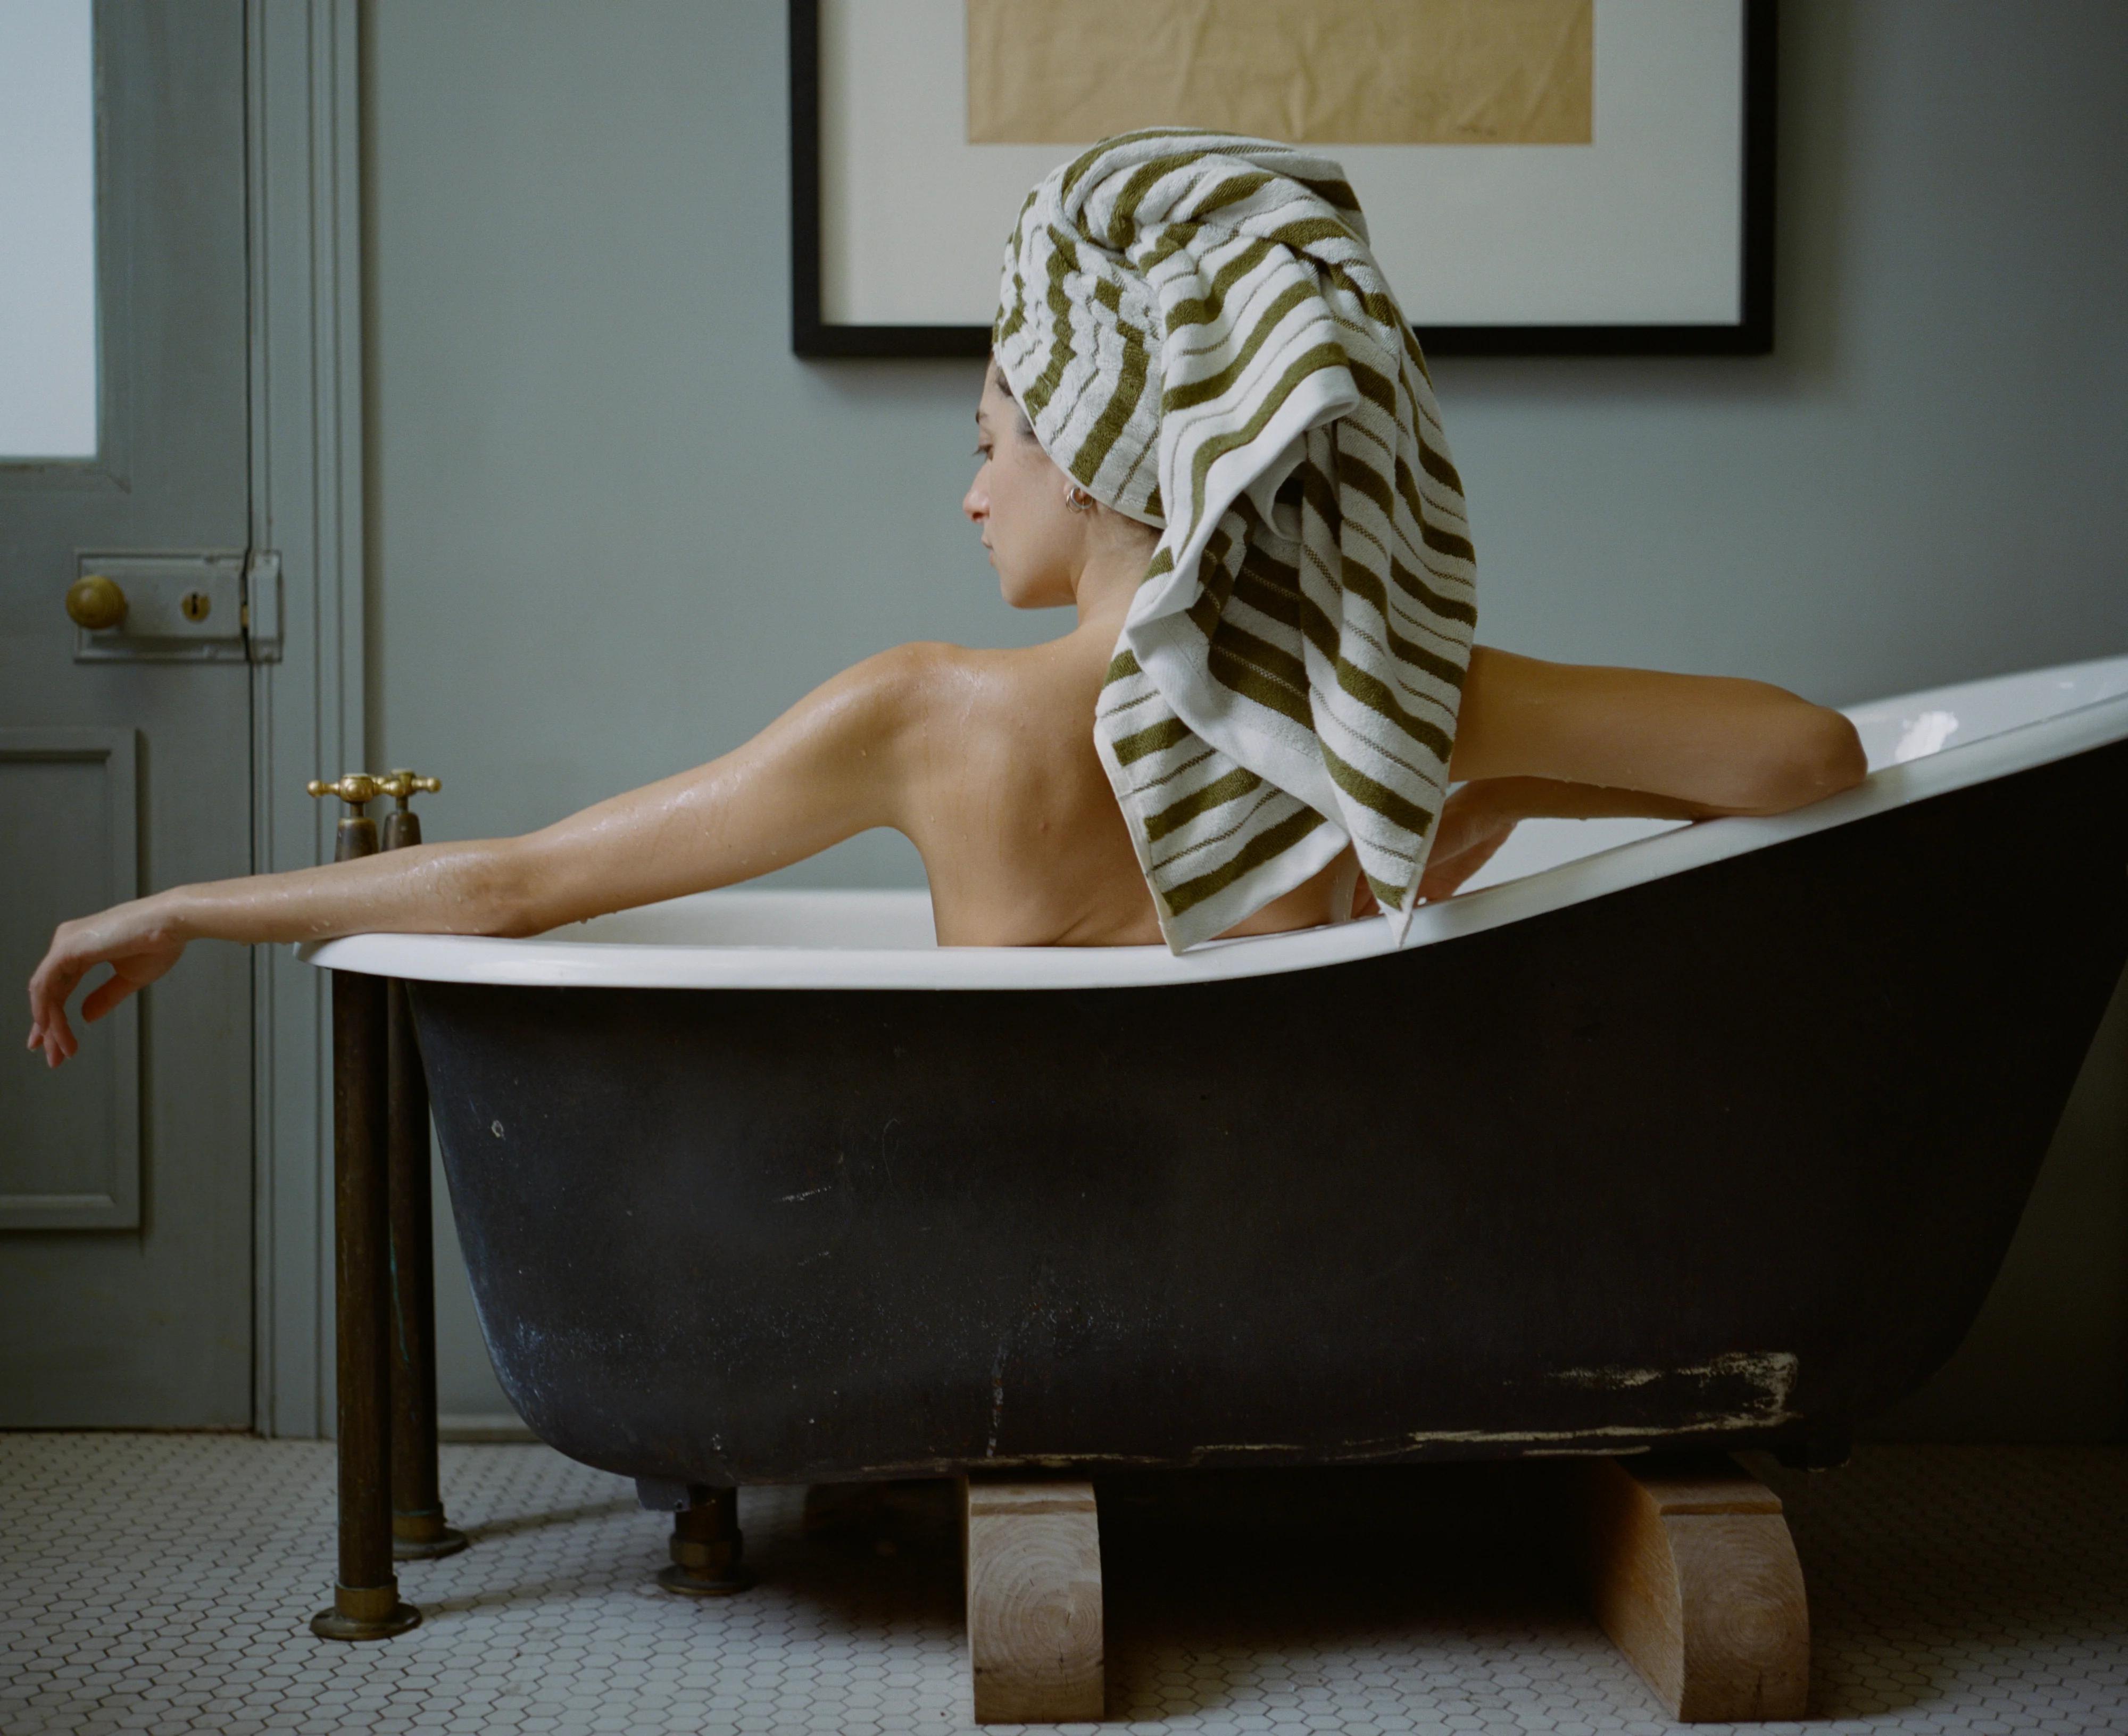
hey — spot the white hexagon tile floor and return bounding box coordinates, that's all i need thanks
[2,1436,2124,1735]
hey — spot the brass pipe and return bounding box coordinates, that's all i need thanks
[378,771,467,1561]
[308,780,419,1640]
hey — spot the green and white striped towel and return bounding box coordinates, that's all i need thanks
[993,129,1479,952]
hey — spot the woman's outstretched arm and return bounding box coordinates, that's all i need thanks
[1409,647,1870,901]
[26,643,952,1067]
[1448,646,1867,810]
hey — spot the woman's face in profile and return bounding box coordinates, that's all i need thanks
[963,363,1082,610]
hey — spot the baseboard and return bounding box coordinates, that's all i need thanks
[437,1412,538,1443]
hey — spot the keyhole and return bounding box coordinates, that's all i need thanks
[180,591,212,622]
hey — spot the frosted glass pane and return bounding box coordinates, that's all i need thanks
[0,0,98,459]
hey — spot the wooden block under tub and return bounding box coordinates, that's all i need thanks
[962,1476,1104,1724]
[1576,1452,1810,1722]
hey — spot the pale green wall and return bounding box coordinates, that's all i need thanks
[362,1,2128,1436]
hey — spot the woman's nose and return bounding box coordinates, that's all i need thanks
[962,482,986,522]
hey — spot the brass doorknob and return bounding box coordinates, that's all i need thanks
[65,573,128,632]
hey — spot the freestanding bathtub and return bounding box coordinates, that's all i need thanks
[306,655,2128,1489]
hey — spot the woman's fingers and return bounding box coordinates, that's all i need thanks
[27,1003,74,1067]
[29,931,113,1067]
[79,968,143,1026]
[26,957,75,1062]
[1412,780,1523,902]
[26,963,123,1066]
[27,970,78,1066]
[26,910,187,1069]
[76,943,179,1023]
[1417,825,1515,901]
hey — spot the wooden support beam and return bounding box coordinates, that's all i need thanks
[1576,1453,1809,1722]
[962,1477,1104,1725]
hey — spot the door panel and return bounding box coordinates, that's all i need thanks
[0,730,138,1228]
[0,2,254,1426]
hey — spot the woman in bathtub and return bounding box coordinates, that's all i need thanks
[26,134,1866,1067]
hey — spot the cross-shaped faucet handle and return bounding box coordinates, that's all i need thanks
[375,769,442,809]
[307,773,383,808]
[306,769,442,812]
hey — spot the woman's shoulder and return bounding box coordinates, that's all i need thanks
[851,637,1078,715]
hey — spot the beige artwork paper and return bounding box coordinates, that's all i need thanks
[967,0,1593,147]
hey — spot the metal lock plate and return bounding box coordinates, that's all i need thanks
[71,551,280,663]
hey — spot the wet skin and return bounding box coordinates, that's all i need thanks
[25,363,1867,1067]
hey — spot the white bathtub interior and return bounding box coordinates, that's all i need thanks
[563,887,942,950]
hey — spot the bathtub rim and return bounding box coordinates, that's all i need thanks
[298,677,2128,992]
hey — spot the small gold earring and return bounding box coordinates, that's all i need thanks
[1063,484,1096,513]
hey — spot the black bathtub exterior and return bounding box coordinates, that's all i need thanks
[412,740,2128,1486]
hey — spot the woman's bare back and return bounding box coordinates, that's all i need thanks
[910,633,1349,948]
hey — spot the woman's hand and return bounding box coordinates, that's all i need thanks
[1344,782,1523,918]
[1416,782,1522,902]
[25,898,187,1069]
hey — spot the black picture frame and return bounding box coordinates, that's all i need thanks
[789,0,1776,360]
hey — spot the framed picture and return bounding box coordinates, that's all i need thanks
[789,0,1775,359]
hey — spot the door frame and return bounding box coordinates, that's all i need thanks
[245,0,364,1437]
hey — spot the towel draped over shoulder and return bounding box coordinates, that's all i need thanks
[991,128,1479,951]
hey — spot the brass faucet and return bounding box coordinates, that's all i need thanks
[307,773,385,809]
[376,769,442,811]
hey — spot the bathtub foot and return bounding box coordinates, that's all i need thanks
[653,1486,757,1596]
[963,1477,1103,1725]
[1576,1452,1808,1723]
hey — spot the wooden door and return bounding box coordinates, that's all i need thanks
[0,2,255,1425]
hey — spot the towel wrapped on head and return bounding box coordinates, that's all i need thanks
[992,128,1479,952]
